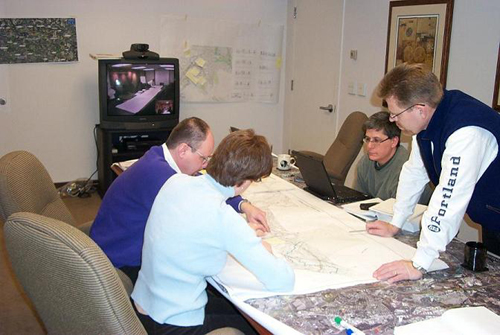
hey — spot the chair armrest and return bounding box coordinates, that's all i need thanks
[292,150,324,161]
[78,220,93,236]
[116,268,134,296]
[110,164,124,176]
[76,221,134,295]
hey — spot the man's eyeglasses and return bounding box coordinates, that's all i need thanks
[363,136,390,145]
[389,103,425,120]
[188,145,212,164]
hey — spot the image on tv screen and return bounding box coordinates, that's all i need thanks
[106,63,176,116]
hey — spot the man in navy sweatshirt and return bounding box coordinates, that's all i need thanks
[367,63,500,283]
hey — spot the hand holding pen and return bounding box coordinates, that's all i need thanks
[366,220,400,237]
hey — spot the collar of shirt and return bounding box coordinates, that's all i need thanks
[162,143,182,174]
[203,174,236,199]
[374,147,399,171]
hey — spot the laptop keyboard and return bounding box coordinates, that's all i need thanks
[332,183,371,203]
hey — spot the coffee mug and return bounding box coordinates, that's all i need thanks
[462,241,488,272]
[277,154,296,171]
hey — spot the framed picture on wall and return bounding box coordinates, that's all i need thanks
[493,44,500,112]
[385,0,454,88]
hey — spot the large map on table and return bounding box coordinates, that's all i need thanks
[212,174,448,301]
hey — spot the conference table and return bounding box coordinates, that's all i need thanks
[214,166,500,335]
[116,85,164,114]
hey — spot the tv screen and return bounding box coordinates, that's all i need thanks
[98,58,180,129]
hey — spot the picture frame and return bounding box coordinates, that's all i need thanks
[493,43,500,112]
[385,0,454,88]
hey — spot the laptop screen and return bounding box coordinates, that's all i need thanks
[293,151,336,199]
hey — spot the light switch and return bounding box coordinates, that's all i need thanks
[348,82,356,95]
[357,83,366,97]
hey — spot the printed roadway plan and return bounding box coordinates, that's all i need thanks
[210,171,500,334]
[246,234,500,334]
[213,174,447,301]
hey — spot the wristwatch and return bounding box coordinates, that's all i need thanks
[239,199,251,212]
[412,261,427,275]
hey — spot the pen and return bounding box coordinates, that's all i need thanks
[348,212,377,223]
[334,316,366,335]
[348,229,366,233]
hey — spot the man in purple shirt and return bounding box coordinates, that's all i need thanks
[90,117,269,283]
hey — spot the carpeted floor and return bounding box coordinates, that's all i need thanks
[0,192,102,334]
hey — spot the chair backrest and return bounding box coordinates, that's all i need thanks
[4,212,147,335]
[0,150,76,225]
[323,111,368,185]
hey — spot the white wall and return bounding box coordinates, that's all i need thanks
[338,0,500,124]
[337,0,391,188]
[0,0,288,182]
[338,0,389,121]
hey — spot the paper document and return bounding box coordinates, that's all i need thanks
[89,53,121,60]
[211,176,448,301]
[342,198,383,222]
[207,277,304,335]
[394,306,500,335]
[343,198,425,232]
[111,159,138,171]
[370,198,427,232]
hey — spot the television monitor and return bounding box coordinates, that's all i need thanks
[98,58,180,129]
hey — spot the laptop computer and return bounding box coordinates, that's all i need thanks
[292,150,372,204]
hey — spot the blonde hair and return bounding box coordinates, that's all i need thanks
[378,63,443,108]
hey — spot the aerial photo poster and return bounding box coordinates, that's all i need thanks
[0,18,78,64]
